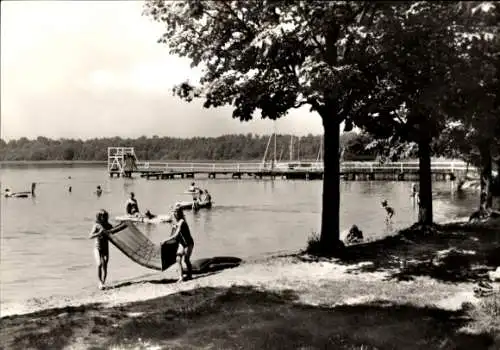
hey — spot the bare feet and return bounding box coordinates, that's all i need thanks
[176,275,192,283]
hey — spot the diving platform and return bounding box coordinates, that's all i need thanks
[108,147,139,177]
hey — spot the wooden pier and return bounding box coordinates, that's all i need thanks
[107,147,475,181]
[131,162,469,181]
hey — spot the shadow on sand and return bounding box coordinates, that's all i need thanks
[0,286,496,350]
[105,256,243,290]
[305,221,500,283]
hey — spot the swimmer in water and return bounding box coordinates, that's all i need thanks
[125,192,140,216]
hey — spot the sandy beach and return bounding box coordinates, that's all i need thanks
[1,221,500,349]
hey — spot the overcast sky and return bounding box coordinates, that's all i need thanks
[0,1,324,141]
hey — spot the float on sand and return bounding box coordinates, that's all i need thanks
[1,219,499,350]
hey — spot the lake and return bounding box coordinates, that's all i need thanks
[0,164,478,314]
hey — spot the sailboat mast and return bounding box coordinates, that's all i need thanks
[289,135,294,161]
[297,137,301,162]
[278,146,284,162]
[262,134,273,166]
[316,136,323,163]
[274,126,277,165]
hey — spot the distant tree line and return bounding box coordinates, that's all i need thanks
[0,132,378,162]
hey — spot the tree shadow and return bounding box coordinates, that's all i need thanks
[313,221,500,283]
[2,286,496,350]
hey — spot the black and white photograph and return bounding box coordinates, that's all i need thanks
[1,1,499,349]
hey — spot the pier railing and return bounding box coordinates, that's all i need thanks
[132,160,476,174]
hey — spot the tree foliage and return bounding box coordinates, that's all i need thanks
[144,0,403,252]
[0,134,334,162]
[350,2,490,224]
[436,1,500,211]
[143,0,499,245]
[0,133,380,162]
[145,1,385,123]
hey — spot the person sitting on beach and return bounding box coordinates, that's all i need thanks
[89,209,113,290]
[125,192,140,216]
[381,200,395,223]
[96,185,103,197]
[169,205,194,282]
[346,225,363,244]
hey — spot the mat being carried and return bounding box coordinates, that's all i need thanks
[107,222,178,271]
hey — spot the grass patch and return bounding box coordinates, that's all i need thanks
[1,286,497,350]
[466,290,500,334]
[304,231,346,258]
[305,232,322,256]
[322,220,500,282]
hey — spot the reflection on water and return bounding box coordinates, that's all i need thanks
[0,165,481,310]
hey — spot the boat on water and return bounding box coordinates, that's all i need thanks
[4,183,36,198]
[262,133,324,171]
[115,214,173,224]
[5,191,31,198]
[175,200,213,211]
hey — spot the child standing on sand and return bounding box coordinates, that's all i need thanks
[89,209,113,290]
[169,205,194,282]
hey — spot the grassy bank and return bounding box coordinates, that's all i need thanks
[1,286,497,350]
[1,220,499,350]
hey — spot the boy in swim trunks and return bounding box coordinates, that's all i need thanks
[169,206,194,282]
[89,209,113,289]
[381,200,395,224]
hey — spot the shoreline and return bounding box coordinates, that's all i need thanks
[0,218,483,318]
[0,254,482,318]
[1,220,499,349]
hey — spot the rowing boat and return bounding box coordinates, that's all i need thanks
[115,214,173,224]
[175,200,212,211]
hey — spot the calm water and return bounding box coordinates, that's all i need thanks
[0,165,478,313]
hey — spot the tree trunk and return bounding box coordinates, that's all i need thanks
[418,132,433,225]
[478,142,492,212]
[319,116,341,253]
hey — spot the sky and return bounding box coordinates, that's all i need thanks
[0,1,324,141]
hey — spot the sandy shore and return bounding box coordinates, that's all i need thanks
[1,221,500,349]
[0,255,481,317]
